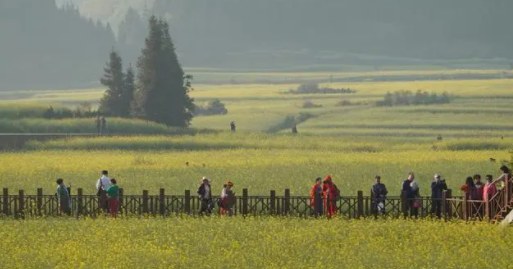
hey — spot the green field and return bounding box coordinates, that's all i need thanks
[1,69,512,268]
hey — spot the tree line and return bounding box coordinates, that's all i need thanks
[99,16,194,127]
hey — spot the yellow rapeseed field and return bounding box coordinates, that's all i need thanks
[0,217,510,268]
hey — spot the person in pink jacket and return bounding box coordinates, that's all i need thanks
[483,175,498,202]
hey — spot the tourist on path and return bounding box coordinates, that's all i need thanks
[96,170,111,213]
[492,165,511,190]
[460,176,477,200]
[310,177,324,217]
[371,175,388,215]
[197,177,213,215]
[106,178,119,218]
[430,173,447,218]
[220,181,235,216]
[322,176,340,217]
[483,175,498,203]
[473,174,484,200]
[56,178,71,216]
[401,172,419,218]
[230,121,236,132]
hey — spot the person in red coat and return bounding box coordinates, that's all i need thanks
[310,178,324,217]
[322,176,340,217]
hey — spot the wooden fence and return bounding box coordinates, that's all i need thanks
[3,187,505,221]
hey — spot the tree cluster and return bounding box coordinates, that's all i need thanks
[286,83,356,94]
[99,16,194,127]
[194,99,228,116]
[376,90,452,107]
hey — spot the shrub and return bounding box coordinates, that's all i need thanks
[285,83,357,94]
[195,99,228,116]
[376,90,453,106]
[302,100,322,108]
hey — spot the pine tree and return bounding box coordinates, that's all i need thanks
[134,16,194,127]
[122,64,135,117]
[99,49,125,116]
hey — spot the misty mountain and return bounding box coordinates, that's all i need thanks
[0,0,116,90]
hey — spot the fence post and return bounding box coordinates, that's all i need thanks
[401,191,408,218]
[242,188,248,216]
[357,190,364,218]
[270,190,276,216]
[76,188,83,217]
[118,188,124,215]
[159,188,165,216]
[184,190,191,214]
[441,190,447,221]
[505,174,510,208]
[446,189,452,221]
[2,188,8,216]
[18,190,24,219]
[284,189,290,215]
[142,190,149,214]
[36,188,43,217]
[462,194,468,221]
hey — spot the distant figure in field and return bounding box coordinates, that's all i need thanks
[101,116,107,134]
[437,134,443,141]
[402,172,419,218]
[322,175,340,217]
[310,177,324,217]
[220,181,235,216]
[292,124,298,134]
[95,116,101,134]
[106,178,119,218]
[56,178,71,216]
[473,174,484,200]
[430,173,447,218]
[371,175,388,215]
[96,170,111,212]
[197,177,213,215]
[230,121,236,132]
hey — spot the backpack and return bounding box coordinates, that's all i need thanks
[332,184,340,197]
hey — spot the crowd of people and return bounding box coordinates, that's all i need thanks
[54,165,511,218]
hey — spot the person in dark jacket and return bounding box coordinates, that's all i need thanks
[473,174,484,200]
[401,172,418,217]
[197,177,213,215]
[371,175,388,215]
[430,173,447,218]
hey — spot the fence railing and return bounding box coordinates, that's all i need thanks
[5,187,505,221]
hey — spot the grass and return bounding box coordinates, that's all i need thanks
[0,217,511,268]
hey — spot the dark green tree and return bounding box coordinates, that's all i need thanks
[99,49,126,116]
[121,64,136,117]
[134,16,194,127]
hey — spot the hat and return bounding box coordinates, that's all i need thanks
[225,181,234,187]
[434,173,441,178]
[202,176,209,182]
[375,174,381,179]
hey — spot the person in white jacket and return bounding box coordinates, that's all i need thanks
[96,170,111,212]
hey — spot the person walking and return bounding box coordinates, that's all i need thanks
[96,170,111,213]
[292,124,298,134]
[95,116,101,134]
[105,178,119,218]
[197,177,213,215]
[310,177,324,217]
[101,116,107,135]
[430,173,447,218]
[460,177,477,200]
[322,176,340,217]
[473,174,484,200]
[401,172,419,218]
[220,181,235,216]
[483,175,498,202]
[230,121,236,132]
[56,178,71,216]
[371,175,388,215]
[492,165,511,190]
